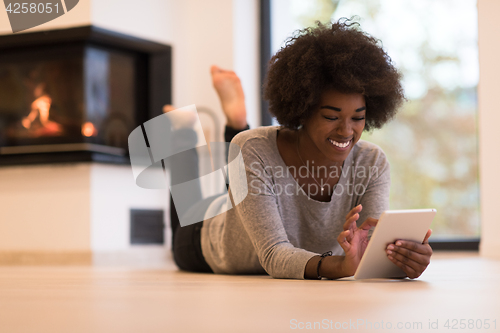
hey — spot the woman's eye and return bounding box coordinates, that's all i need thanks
[323,116,365,121]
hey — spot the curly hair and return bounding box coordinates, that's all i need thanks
[263,18,405,131]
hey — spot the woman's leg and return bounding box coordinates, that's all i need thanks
[172,195,220,273]
[168,128,202,247]
[168,65,249,271]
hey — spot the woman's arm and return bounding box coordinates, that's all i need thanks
[304,255,346,279]
[228,138,318,279]
[303,207,379,279]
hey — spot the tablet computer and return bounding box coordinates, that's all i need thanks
[354,209,437,280]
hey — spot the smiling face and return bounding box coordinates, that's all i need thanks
[301,89,366,163]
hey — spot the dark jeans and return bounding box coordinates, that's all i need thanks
[170,125,249,272]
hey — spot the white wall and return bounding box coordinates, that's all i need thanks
[478,0,500,258]
[0,163,171,254]
[233,0,260,129]
[90,164,170,251]
[0,164,91,251]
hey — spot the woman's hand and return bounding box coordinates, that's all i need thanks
[337,204,377,276]
[386,229,433,279]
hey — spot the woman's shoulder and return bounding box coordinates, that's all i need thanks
[231,126,279,148]
[353,139,385,153]
[227,126,284,168]
[351,139,389,168]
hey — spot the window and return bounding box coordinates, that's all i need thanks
[263,0,480,245]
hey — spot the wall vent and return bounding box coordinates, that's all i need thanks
[130,209,164,244]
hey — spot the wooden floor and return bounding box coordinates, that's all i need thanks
[0,252,499,333]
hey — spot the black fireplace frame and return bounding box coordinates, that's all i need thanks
[0,25,171,165]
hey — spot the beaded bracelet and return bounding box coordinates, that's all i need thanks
[317,251,333,279]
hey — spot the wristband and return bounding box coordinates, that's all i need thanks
[317,251,333,279]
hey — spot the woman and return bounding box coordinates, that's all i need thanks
[170,19,433,280]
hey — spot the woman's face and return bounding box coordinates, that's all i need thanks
[302,89,366,163]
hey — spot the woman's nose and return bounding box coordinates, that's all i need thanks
[337,120,353,137]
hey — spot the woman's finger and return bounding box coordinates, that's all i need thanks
[345,204,362,221]
[388,248,427,271]
[337,230,351,253]
[387,255,420,279]
[358,217,378,230]
[343,212,360,230]
[422,229,432,244]
[342,218,356,243]
[393,240,433,256]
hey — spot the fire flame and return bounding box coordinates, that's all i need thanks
[82,122,98,137]
[21,89,62,137]
[22,95,52,129]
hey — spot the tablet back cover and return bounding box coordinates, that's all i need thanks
[354,209,436,279]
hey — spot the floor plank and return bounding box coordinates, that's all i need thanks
[0,252,498,333]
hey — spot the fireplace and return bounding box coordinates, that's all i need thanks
[0,26,171,165]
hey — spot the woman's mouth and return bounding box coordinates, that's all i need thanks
[328,138,352,150]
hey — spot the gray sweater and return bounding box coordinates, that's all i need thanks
[201,126,390,279]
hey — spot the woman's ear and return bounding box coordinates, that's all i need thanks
[298,116,305,129]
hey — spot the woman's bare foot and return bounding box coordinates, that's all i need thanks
[210,65,247,129]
